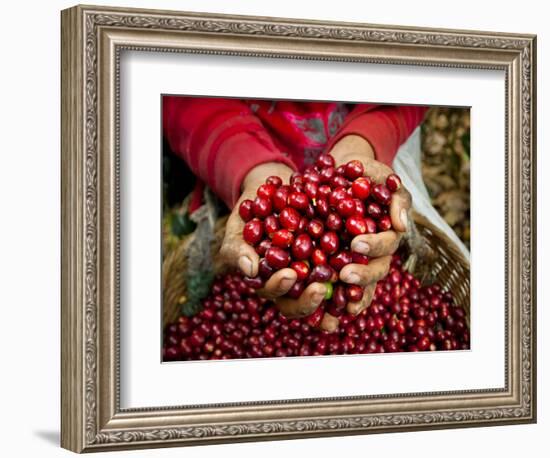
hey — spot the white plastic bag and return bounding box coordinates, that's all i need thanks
[392,127,470,260]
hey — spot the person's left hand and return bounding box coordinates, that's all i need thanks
[328,135,412,315]
[219,162,333,330]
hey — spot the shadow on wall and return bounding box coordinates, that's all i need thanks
[34,430,59,447]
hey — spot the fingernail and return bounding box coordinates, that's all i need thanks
[354,241,370,254]
[238,256,253,277]
[280,277,295,291]
[345,273,361,284]
[400,209,409,231]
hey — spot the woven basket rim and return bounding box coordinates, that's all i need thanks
[411,210,470,273]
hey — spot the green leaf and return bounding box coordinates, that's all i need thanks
[181,300,201,317]
[181,270,215,317]
[171,212,196,237]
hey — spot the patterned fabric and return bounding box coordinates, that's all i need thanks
[163,96,428,207]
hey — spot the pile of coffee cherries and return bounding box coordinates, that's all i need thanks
[238,154,403,317]
[163,254,470,361]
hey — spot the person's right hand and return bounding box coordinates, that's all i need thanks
[219,162,335,331]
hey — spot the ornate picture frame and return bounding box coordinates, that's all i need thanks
[61,4,536,452]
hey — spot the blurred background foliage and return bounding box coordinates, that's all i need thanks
[421,107,470,249]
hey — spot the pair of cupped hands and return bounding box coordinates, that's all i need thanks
[220,135,412,332]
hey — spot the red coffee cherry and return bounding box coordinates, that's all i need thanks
[372,184,392,205]
[291,261,310,281]
[320,231,340,255]
[255,239,272,256]
[351,252,369,265]
[344,160,364,180]
[311,248,328,266]
[266,175,283,187]
[243,219,263,245]
[367,202,382,219]
[307,219,324,239]
[326,212,343,231]
[351,176,372,199]
[291,234,314,261]
[336,198,357,218]
[287,281,305,299]
[239,199,254,222]
[345,215,367,236]
[264,215,279,237]
[273,185,290,212]
[328,187,347,207]
[253,196,272,218]
[257,183,277,200]
[364,217,377,234]
[271,229,294,248]
[315,197,330,217]
[378,215,392,231]
[304,181,318,199]
[279,207,301,231]
[265,246,291,269]
[386,173,401,192]
[288,191,309,211]
[329,250,353,271]
[346,285,364,302]
[316,153,335,168]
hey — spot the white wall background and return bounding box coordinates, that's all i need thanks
[0,0,546,456]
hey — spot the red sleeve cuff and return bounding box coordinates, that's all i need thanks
[328,106,429,166]
[163,96,297,209]
[212,132,297,208]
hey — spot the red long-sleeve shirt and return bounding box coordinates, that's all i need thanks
[163,97,428,208]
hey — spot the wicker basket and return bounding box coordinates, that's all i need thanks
[162,216,229,328]
[162,212,470,329]
[410,212,470,322]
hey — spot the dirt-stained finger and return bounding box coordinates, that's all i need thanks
[276,282,327,318]
[350,231,401,258]
[220,234,260,277]
[389,186,412,233]
[339,256,392,287]
[258,269,297,299]
[319,313,339,332]
[347,283,376,315]
[220,201,262,276]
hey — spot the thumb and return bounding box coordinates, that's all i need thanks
[236,244,260,277]
[220,234,260,277]
[389,187,412,233]
[220,209,260,277]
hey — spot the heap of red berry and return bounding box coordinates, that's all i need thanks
[163,254,470,361]
[238,154,402,318]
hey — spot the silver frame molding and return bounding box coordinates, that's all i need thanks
[61,4,537,453]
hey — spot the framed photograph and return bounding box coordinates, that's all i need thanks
[61,4,537,453]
